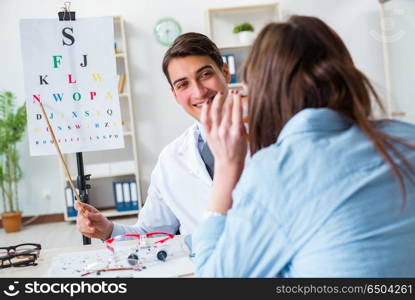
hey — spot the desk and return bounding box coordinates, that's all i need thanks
[0,235,194,278]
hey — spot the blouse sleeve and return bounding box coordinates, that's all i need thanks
[193,159,291,277]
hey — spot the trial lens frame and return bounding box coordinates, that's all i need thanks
[105,232,174,253]
[80,232,174,276]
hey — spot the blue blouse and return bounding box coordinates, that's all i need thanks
[193,108,415,277]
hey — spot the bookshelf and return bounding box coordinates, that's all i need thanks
[61,16,142,221]
[206,2,281,89]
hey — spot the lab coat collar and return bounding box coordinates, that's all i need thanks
[178,123,213,186]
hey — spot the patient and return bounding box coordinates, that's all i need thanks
[193,15,415,277]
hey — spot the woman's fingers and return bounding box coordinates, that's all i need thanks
[206,89,245,140]
[201,97,211,131]
[211,91,226,129]
[232,91,244,131]
[240,94,248,123]
[220,92,233,133]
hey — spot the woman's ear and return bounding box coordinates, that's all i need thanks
[222,63,231,83]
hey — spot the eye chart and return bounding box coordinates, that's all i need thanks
[20,17,124,156]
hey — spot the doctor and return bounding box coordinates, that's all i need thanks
[75,32,231,239]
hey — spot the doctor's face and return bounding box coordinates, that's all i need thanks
[168,55,230,121]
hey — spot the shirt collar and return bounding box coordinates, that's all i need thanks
[196,121,206,143]
[277,108,353,144]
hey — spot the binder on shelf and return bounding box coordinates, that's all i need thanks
[221,55,227,64]
[113,180,138,211]
[123,181,132,210]
[221,54,237,83]
[130,181,139,210]
[226,54,237,84]
[113,182,124,211]
[65,186,79,217]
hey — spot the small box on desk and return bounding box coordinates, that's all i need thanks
[113,180,139,211]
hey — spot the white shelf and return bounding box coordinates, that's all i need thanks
[219,44,251,50]
[103,208,139,218]
[66,171,135,182]
[66,208,139,221]
[207,3,280,91]
[123,131,133,136]
[207,2,279,13]
[115,53,125,58]
[228,83,243,88]
[102,209,139,217]
[66,161,136,180]
[206,3,281,48]
[119,93,129,98]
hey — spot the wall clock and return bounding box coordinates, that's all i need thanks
[153,17,182,46]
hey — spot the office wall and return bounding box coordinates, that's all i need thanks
[0,0,388,216]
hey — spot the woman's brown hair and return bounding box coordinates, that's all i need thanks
[243,15,415,205]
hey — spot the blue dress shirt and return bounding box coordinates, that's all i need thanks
[193,108,415,277]
[196,122,206,153]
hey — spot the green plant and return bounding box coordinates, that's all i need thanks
[0,91,27,213]
[233,22,254,34]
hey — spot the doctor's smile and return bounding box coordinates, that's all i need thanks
[167,55,230,121]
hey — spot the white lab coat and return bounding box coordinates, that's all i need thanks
[112,123,212,236]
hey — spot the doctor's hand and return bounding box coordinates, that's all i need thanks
[75,202,114,240]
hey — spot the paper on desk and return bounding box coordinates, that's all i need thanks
[46,237,194,278]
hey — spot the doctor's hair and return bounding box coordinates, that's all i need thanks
[243,15,415,206]
[162,32,223,86]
